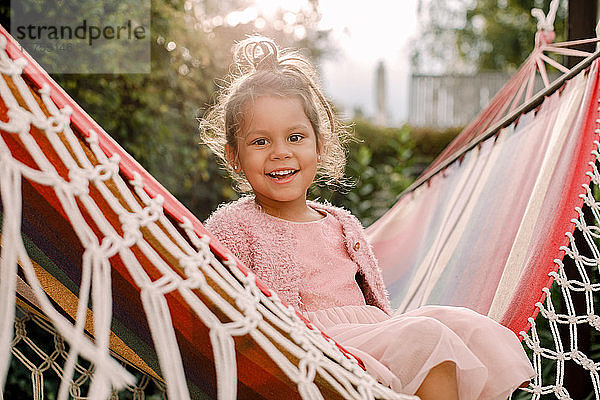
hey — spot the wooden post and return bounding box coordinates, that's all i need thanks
[566,0,598,68]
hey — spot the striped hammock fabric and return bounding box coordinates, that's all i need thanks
[367,48,600,336]
[0,25,409,400]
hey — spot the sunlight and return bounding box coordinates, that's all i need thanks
[253,0,278,18]
[253,0,307,15]
[218,0,310,39]
[224,7,258,27]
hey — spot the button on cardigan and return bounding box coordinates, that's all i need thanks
[203,196,392,315]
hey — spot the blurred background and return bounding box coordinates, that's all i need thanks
[0,0,578,227]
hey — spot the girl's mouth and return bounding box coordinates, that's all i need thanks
[266,169,299,180]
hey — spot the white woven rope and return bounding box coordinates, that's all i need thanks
[0,35,410,399]
[531,0,560,32]
[9,304,167,400]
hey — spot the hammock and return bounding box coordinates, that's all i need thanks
[1,4,600,398]
[368,32,600,329]
[0,26,405,400]
[367,14,600,398]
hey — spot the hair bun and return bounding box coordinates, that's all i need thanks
[234,36,279,72]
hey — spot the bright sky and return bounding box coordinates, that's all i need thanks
[317,0,420,124]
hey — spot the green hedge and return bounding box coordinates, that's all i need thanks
[310,120,459,226]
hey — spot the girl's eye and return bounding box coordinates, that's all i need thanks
[289,134,304,143]
[252,138,267,146]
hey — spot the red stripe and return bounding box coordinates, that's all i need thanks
[500,62,600,334]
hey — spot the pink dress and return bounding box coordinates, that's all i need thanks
[279,211,535,400]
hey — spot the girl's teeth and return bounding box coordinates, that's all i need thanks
[270,169,294,176]
[276,170,288,175]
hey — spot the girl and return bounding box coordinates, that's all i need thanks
[201,36,534,399]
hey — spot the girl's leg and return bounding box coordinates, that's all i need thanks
[415,361,459,400]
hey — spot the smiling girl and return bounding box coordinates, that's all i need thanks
[229,95,323,221]
[201,36,534,399]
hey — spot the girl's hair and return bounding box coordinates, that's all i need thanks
[200,36,349,192]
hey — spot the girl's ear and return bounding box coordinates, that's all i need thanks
[225,144,240,172]
[316,141,323,162]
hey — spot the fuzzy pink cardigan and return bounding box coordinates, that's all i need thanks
[204,196,392,315]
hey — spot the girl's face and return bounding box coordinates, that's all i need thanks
[229,95,320,212]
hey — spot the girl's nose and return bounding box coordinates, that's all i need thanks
[270,141,292,159]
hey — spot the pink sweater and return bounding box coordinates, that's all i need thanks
[204,196,392,315]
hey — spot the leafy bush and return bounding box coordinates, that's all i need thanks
[312,120,425,226]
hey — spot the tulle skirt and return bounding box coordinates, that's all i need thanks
[305,305,535,399]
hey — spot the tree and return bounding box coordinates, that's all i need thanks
[412,0,567,73]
